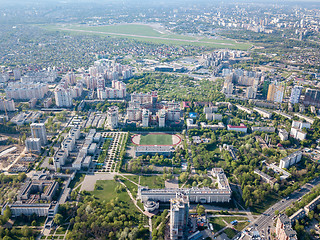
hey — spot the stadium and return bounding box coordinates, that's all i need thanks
[131,132,181,146]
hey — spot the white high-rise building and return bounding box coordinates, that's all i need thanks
[246,86,257,99]
[25,138,41,153]
[30,123,47,146]
[107,106,119,129]
[289,86,303,104]
[54,87,73,107]
[13,69,21,80]
[158,110,166,128]
[170,194,189,240]
[5,82,48,100]
[142,109,149,128]
[0,99,15,112]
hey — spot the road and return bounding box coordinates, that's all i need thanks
[250,176,320,237]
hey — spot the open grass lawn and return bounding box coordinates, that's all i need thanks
[42,24,252,50]
[90,180,143,217]
[221,216,248,223]
[139,175,165,189]
[234,221,250,231]
[209,217,227,232]
[91,180,130,202]
[119,177,138,198]
[223,228,238,239]
[139,133,173,145]
[124,174,140,183]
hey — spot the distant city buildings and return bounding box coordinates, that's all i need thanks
[6,82,49,100]
[127,92,181,128]
[21,69,57,83]
[97,80,126,99]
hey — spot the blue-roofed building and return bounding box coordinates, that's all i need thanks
[189,112,197,118]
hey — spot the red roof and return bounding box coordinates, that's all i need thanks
[227,124,247,129]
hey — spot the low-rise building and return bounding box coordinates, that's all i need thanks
[279,151,302,169]
[200,122,225,130]
[253,107,273,118]
[227,123,247,133]
[251,127,275,132]
[205,113,223,121]
[279,129,289,141]
[254,169,277,186]
[135,145,175,157]
[138,168,231,203]
[236,105,253,114]
[186,118,198,129]
[290,120,310,141]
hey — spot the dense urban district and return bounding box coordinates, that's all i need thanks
[1,0,320,240]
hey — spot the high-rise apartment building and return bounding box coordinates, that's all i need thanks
[0,99,15,112]
[246,86,257,99]
[289,86,303,104]
[107,106,119,129]
[170,194,189,240]
[158,109,166,128]
[30,123,47,146]
[142,109,149,127]
[25,138,41,153]
[6,82,48,100]
[54,87,73,107]
[267,82,284,103]
[303,88,320,108]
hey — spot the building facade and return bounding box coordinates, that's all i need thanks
[30,123,47,146]
[170,194,189,240]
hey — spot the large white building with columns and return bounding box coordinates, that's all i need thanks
[138,168,231,203]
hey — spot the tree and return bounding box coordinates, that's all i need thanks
[275,210,279,216]
[3,206,11,222]
[21,225,31,237]
[53,213,63,225]
[196,204,205,216]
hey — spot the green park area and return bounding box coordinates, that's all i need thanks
[91,180,130,202]
[42,23,252,50]
[139,133,173,146]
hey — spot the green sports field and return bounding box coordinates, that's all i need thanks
[139,133,173,145]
